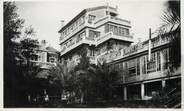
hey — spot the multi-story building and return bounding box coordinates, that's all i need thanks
[58,5,181,101]
[98,33,181,101]
[58,5,133,70]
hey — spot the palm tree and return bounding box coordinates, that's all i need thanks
[35,62,67,101]
[160,0,180,69]
[88,61,119,102]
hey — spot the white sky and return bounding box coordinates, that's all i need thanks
[15,0,168,50]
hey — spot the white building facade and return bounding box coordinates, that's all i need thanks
[58,5,181,101]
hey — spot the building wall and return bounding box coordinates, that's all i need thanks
[87,9,107,20]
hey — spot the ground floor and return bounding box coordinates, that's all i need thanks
[117,76,181,101]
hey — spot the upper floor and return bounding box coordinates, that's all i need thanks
[59,5,133,56]
[100,33,181,84]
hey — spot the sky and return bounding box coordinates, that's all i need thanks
[15,0,168,50]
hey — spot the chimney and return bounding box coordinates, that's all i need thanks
[138,37,142,43]
[41,40,47,48]
[116,5,118,11]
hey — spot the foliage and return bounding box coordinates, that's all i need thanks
[20,38,39,62]
[4,2,40,107]
[47,62,66,88]
[71,46,119,103]
[4,2,24,48]
[161,0,180,30]
[88,61,119,101]
[4,2,25,107]
[160,0,180,69]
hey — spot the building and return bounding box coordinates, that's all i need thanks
[30,40,59,69]
[58,5,181,101]
[58,5,133,70]
[100,33,181,101]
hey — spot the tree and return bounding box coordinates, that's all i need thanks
[160,0,180,69]
[73,47,91,103]
[88,61,119,101]
[4,2,40,107]
[4,2,25,107]
[70,47,119,104]
[20,38,39,69]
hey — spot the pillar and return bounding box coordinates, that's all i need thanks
[124,86,127,101]
[141,83,145,100]
[162,80,166,89]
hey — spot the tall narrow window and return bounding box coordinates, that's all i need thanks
[114,26,118,35]
[118,27,121,36]
[137,58,140,75]
[128,59,136,77]
[163,48,170,69]
[110,25,113,32]
[142,56,147,74]
[157,51,161,71]
[125,28,129,35]
[88,15,96,23]
[147,53,156,73]
[105,24,110,33]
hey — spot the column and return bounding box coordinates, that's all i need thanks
[86,28,89,38]
[141,83,145,100]
[124,86,127,101]
[162,80,166,89]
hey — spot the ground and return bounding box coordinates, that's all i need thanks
[24,100,169,108]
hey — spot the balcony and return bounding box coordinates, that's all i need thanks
[60,15,131,45]
[93,15,131,27]
[96,31,133,46]
[96,35,172,63]
[30,60,56,69]
[124,67,181,84]
[59,22,86,44]
[60,36,96,56]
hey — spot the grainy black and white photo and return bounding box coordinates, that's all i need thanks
[3,0,181,108]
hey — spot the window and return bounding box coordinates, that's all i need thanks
[109,25,113,32]
[125,28,129,35]
[90,48,95,56]
[81,16,85,25]
[147,52,156,73]
[49,57,55,63]
[157,51,161,71]
[114,26,118,35]
[105,24,110,33]
[137,58,140,75]
[89,30,100,39]
[120,62,123,71]
[105,24,130,36]
[76,31,85,43]
[163,48,170,69]
[128,59,136,77]
[71,24,74,31]
[142,55,147,74]
[89,30,94,39]
[88,15,96,23]
[76,20,78,27]
[118,27,121,36]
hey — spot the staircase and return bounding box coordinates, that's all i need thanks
[164,87,181,108]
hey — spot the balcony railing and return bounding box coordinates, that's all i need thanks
[96,31,133,46]
[96,32,113,43]
[110,16,130,24]
[96,35,171,63]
